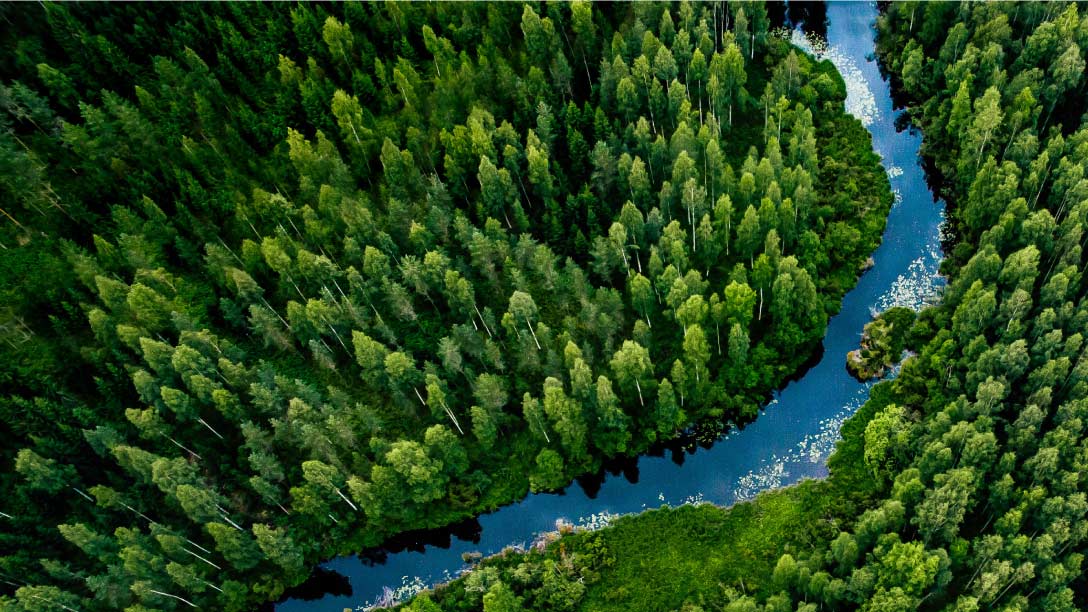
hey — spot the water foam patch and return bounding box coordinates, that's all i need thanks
[874,255,942,312]
[790,30,878,126]
[359,575,429,611]
[732,380,876,502]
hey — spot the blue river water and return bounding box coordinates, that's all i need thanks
[280,3,945,609]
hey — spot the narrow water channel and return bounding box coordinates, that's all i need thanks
[279,3,946,610]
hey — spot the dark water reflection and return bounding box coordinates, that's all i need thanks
[279,3,944,610]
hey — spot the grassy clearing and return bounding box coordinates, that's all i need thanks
[571,383,892,611]
[415,382,894,611]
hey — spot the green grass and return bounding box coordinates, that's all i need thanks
[573,380,892,611]
[398,34,896,612]
[417,382,893,611]
[575,482,831,611]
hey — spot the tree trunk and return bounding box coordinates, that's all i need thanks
[70,487,94,503]
[443,403,465,435]
[474,303,494,338]
[28,595,79,612]
[525,317,542,350]
[198,418,225,440]
[184,547,222,570]
[148,589,198,608]
[334,487,358,511]
[165,436,202,460]
[219,512,245,531]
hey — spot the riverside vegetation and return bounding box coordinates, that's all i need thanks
[845,306,916,381]
[396,2,1088,611]
[0,2,895,611]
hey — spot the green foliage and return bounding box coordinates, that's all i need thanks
[0,3,892,610]
[399,3,1088,612]
[406,380,886,612]
[846,307,917,380]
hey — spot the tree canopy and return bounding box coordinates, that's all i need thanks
[0,2,892,610]
[396,3,1088,611]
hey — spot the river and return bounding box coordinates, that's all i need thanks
[278,3,945,609]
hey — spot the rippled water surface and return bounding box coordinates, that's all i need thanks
[280,3,945,609]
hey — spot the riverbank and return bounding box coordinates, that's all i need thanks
[387,2,951,609]
[398,379,894,612]
[283,2,950,608]
[421,1,1088,610]
[278,18,901,610]
[845,306,917,380]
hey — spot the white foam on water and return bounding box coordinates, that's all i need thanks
[576,511,621,531]
[790,30,878,126]
[733,380,875,502]
[874,255,943,313]
[349,24,941,612]
[358,575,428,611]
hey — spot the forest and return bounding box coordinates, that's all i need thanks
[393,1,1088,611]
[0,2,895,611]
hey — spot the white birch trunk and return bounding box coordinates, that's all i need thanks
[198,418,225,440]
[334,487,358,511]
[184,547,222,569]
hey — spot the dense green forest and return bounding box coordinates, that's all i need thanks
[396,1,1088,611]
[0,2,894,610]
